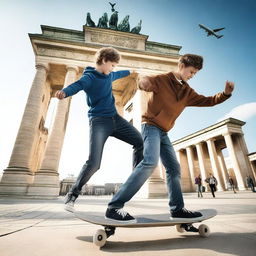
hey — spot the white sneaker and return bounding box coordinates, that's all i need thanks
[64,201,75,213]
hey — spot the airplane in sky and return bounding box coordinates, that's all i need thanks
[199,24,225,39]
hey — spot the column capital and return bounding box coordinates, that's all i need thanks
[35,63,49,72]
[222,132,231,137]
[66,65,79,73]
[206,138,217,143]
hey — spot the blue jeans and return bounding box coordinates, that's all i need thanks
[108,124,184,211]
[70,114,143,196]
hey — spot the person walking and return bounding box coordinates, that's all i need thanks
[195,174,203,198]
[228,176,237,193]
[206,174,218,198]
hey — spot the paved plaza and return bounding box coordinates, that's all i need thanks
[0,191,255,256]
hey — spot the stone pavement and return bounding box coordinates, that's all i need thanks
[0,191,255,256]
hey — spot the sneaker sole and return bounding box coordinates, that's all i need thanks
[104,217,137,224]
[64,204,75,213]
[169,216,202,221]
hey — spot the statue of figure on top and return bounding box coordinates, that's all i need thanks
[109,10,118,30]
[86,12,96,27]
[97,13,109,28]
[131,20,142,34]
[117,15,130,32]
[109,2,116,12]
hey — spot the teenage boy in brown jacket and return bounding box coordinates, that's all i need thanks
[105,54,234,222]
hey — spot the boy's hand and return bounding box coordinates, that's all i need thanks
[224,81,235,95]
[55,90,66,100]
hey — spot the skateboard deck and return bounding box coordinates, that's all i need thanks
[74,209,217,247]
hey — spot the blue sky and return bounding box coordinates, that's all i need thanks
[0,0,255,184]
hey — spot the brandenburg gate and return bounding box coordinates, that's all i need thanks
[0,24,181,198]
[0,24,255,198]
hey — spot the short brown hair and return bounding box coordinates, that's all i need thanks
[179,54,203,70]
[95,47,120,65]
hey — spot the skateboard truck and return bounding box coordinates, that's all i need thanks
[105,226,116,238]
[181,223,199,232]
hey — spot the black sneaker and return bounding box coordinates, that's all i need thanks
[170,208,202,218]
[64,192,78,212]
[105,208,136,223]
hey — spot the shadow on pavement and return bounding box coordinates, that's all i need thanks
[77,232,256,256]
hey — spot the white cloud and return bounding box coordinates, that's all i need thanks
[218,102,256,122]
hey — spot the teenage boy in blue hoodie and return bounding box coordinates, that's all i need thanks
[56,47,143,215]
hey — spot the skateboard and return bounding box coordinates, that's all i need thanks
[74,208,217,247]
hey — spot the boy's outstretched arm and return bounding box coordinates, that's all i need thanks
[187,80,235,107]
[111,70,130,81]
[55,75,92,100]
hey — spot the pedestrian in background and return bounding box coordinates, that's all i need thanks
[205,174,218,198]
[195,174,203,198]
[228,176,237,193]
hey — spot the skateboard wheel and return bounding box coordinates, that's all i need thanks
[93,229,107,247]
[198,224,210,237]
[176,224,185,233]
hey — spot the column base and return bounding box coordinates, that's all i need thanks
[26,170,60,198]
[237,186,246,191]
[0,167,34,183]
[0,167,34,196]
[135,178,167,199]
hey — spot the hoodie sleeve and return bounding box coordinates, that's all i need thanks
[186,87,231,107]
[111,70,130,81]
[62,74,92,97]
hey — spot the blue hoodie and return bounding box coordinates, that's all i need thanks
[62,66,130,119]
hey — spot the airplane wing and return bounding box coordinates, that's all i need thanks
[213,27,225,32]
[199,24,211,33]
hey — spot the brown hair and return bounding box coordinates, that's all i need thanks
[179,54,203,70]
[95,47,120,65]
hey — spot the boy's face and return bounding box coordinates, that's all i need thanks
[178,63,199,82]
[101,60,118,75]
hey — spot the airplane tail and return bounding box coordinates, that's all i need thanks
[217,35,223,39]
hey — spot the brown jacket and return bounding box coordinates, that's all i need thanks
[139,72,231,132]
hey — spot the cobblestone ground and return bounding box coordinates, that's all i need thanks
[0,191,255,256]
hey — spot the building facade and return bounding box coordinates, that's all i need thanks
[0,24,181,198]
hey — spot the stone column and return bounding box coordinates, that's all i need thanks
[249,160,256,181]
[186,146,196,191]
[206,139,225,191]
[0,63,49,196]
[195,142,208,190]
[176,149,192,192]
[27,65,79,197]
[216,146,229,190]
[237,134,255,180]
[224,133,246,190]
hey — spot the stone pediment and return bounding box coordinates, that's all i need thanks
[83,26,148,51]
[30,25,181,57]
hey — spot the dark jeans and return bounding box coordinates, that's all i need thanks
[249,183,256,192]
[108,124,184,211]
[209,184,216,197]
[70,114,143,197]
[197,184,203,197]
